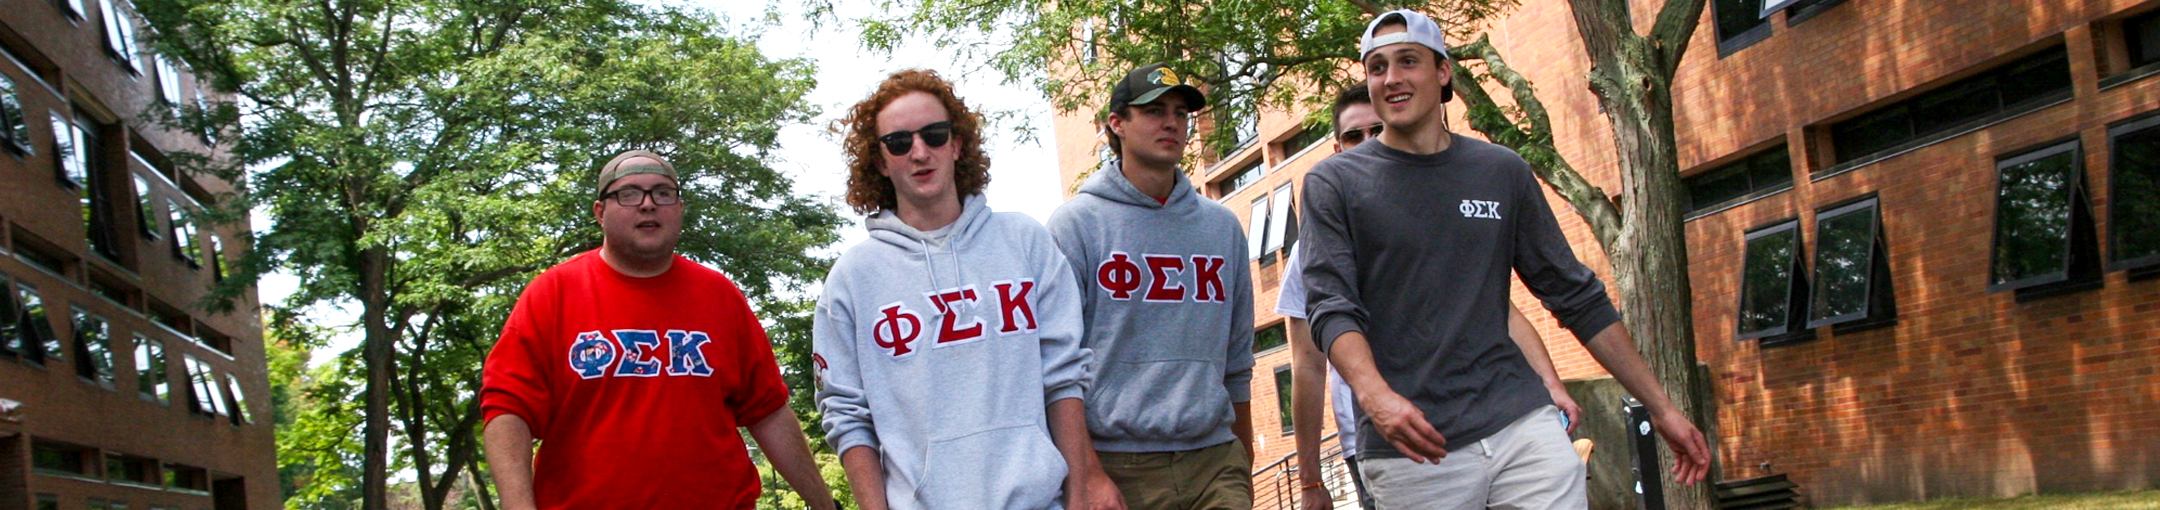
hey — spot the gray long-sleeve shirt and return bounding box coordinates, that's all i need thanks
[1299,133,1622,459]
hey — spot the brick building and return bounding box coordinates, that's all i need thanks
[1053,0,2160,507]
[0,1,273,510]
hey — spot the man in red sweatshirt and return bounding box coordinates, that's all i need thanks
[479,150,838,510]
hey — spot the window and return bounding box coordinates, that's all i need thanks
[209,234,228,281]
[1274,365,1295,434]
[1253,322,1287,354]
[1246,196,1269,261]
[98,0,141,73]
[2110,113,2160,272]
[58,110,118,259]
[0,74,29,155]
[1736,220,1812,344]
[74,307,114,386]
[51,111,84,187]
[170,197,199,266]
[2128,9,2160,69]
[136,336,167,403]
[59,0,85,18]
[32,440,91,476]
[1082,24,1097,64]
[16,282,60,365]
[156,55,183,105]
[134,174,160,239]
[1808,198,1896,330]
[184,354,227,416]
[1263,184,1295,255]
[1990,140,2100,294]
[1219,159,1264,197]
[1830,46,2073,166]
[106,453,157,485]
[1279,127,1329,158]
[1782,0,1847,25]
[164,463,209,492]
[224,372,252,424]
[36,494,57,510]
[89,498,109,510]
[1713,0,1770,53]
[1685,145,1792,214]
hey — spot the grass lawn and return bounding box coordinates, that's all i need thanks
[1818,489,2160,510]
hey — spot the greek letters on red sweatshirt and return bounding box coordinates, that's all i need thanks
[481,251,789,509]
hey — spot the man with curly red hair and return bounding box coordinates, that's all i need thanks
[1047,63,1257,510]
[813,68,1123,510]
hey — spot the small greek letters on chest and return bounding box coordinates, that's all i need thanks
[1460,199,1504,220]
[567,330,716,379]
[868,280,1039,358]
[1094,251,1228,303]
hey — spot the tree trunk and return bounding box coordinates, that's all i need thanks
[1564,0,1715,509]
[361,246,394,510]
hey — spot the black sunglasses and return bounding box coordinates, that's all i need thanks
[877,121,955,156]
[1338,123,1384,145]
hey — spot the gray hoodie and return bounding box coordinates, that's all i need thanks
[1046,163,1255,453]
[814,194,1092,510]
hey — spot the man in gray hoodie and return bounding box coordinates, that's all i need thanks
[1047,63,1257,510]
[815,69,1120,510]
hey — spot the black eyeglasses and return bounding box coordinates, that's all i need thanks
[877,121,955,156]
[1338,123,1384,145]
[602,186,682,207]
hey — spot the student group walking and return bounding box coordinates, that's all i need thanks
[475,11,1713,510]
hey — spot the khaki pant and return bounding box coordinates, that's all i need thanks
[1359,406,1586,510]
[1097,441,1253,510]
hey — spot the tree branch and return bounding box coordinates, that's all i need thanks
[1648,0,1710,77]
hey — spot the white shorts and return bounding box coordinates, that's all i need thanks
[1358,406,1587,510]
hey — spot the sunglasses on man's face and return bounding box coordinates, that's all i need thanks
[1338,123,1384,145]
[878,121,956,156]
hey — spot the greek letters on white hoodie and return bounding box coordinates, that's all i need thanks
[814,194,1092,510]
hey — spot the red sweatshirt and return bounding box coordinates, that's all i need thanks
[481,251,789,509]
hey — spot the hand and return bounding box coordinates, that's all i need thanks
[1549,386,1582,436]
[1358,390,1447,463]
[1069,468,1126,510]
[1651,409,1710,486]
[1299,484,1334,510]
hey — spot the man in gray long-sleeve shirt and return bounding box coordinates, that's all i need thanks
[1300,10,1710,509]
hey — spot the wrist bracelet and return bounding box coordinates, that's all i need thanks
[1302,481,1325,490]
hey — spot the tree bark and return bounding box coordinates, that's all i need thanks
[360,245,394,510]
[1562,1,1714,509]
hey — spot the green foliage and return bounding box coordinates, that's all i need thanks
[841,0,1517,158]
[134,1,844,508]
[755,452,855,510]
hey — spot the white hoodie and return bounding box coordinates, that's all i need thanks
[814,194,1092,510]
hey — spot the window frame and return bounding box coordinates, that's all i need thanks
[1274,364,1295,435]
[1712,0,1772,56]
[1253,321,1287,355]
[1987,138,2096,292]
[1735,219,1813,344]
[73,307,115,387]
[2107,112,2160,273]
[135,335,167,404]
[0,74,29,156]
[1806,196,1897,331]
[1262,183,1295,255]
[1246,195,1269,262]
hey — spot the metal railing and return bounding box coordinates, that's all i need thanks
[1251,433,1363,510]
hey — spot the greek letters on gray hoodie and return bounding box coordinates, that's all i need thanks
[814,195,1092,510]
[1046,163,1256,453]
